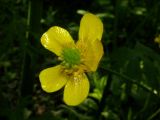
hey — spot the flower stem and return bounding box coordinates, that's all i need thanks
[102,67,159,97]
[147,108,160,120]
[96,66,159,119]
[96,73,112,119]
[20,0,43,97]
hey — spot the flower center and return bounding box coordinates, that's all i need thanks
[62,47,81,68]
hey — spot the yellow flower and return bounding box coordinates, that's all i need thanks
[39,13,104,106]
[154,35,160,46]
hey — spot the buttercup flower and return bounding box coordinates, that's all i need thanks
[39,13,103,106]
[154,35,160,47]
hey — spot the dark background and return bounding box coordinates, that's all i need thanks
[0,0,160,120]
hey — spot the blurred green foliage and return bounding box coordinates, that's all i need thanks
[0,0,160,120]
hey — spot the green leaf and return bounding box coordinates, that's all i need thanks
[125,57,142,80]
[110,47,134,70]
[143,59,160,90]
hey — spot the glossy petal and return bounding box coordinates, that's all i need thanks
[77,39,104,71]
[39,65,67,93]
[63,73,89,106]
[79,13,103,43]
[41,26,75,56]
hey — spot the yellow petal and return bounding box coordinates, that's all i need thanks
[154,35,160,44]
[63,73,89,106]
[77,39,104,72]
[39,65,67,93]
[41,26,75,56]
[79,13,103,42]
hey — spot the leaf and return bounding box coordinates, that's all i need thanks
[135,42,160,64]
[110,47,134,70]
[143,59,160,90]
[125,57,142,81]
[134,42,160,91]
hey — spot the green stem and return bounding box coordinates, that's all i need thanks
[20,0,33,97]
[96,73,112,119]
[20,0,43,97]
[147,108,160,120]
[102,67,159,97]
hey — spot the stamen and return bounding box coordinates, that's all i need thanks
[61,47,81,68]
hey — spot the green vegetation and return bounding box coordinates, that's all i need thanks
[0,0,159,120]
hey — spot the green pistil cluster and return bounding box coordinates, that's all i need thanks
[62,47,81,68]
